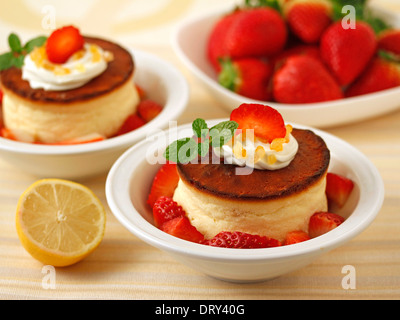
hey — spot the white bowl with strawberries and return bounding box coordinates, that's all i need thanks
[106,104,384,282]
[172,0,400,128]
[0,27,189,179]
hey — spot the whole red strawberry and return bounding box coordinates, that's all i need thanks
[207,10,241,72]
[46,25,85,64]
[346,57,400,97]
[320,21,377,86]
[218,58,273,101]
[378,29,400,57]
[205,231,281,249]
[224,7,287,59]
[271,44,321,70]
[230,103,286,143]
[273,55,343,103]
[284,0,333,44]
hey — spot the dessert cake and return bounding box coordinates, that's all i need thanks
[173,128,330,241]
[0,26,139,143]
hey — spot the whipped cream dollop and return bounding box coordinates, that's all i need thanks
[214,126,299,170]
[22,43,112,91]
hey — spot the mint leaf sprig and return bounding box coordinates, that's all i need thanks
[164,119,239,164]
[0,33,47,71]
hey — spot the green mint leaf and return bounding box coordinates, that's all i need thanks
[12,55,25,68]
[209,120,238,147]
[198,138,210,157]
[23,36,47,53]
[8,33,22,53]
[0,52,15,71]
[164,137,198,164]
[192,118,208,138]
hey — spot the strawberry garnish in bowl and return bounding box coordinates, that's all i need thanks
[147,163,179,208]
[230,103,286,143]
[325,172,354,209]
[46,25,85,64]
[204,231,281,249]
[308,211,345,238]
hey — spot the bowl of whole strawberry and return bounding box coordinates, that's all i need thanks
[172,0,400,128]
[106,119,384,282]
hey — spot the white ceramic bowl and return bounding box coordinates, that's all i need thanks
[0,49,189,180]
[172,8,400,128]
[106,120,384,282]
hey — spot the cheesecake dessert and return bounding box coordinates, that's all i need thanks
[0,26,159,144]
[148,104,351,247]
[173,127,329,241]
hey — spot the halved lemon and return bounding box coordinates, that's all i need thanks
[16,179,106,267]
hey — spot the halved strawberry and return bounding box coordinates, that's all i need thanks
[284,230,310,245]
[161,216,204,243]
[204,231,281,249]
[325,172,354,208]
[230,104,286,143]
[116,114,146,136]
[147,163,179,207]
[152,196,185,228]
[137,99,163,123]
[308,211,345,238]
[46,25,84,64]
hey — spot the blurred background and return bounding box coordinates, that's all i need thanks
[1,0,398,52]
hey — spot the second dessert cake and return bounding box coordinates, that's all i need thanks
[172,104,330,242]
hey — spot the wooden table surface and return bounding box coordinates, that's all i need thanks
[0,0,399,300]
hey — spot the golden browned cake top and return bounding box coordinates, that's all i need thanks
[0,37,134,103]
[177,128,330,201]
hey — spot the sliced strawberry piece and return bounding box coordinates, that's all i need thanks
[46,25,85,64]
[135,84,147,100]
[161,216,204,243]
[204,231,281,249]
[137,99,163,123]
[116,114,145,136]
[0,89,3,105]
[147,163,179,208]
[230,103,286,143]
[0,127,16,141]
[325,172,355,208]
[284,230,310,245]
[308,211,345,238]
[152,196,186,228]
